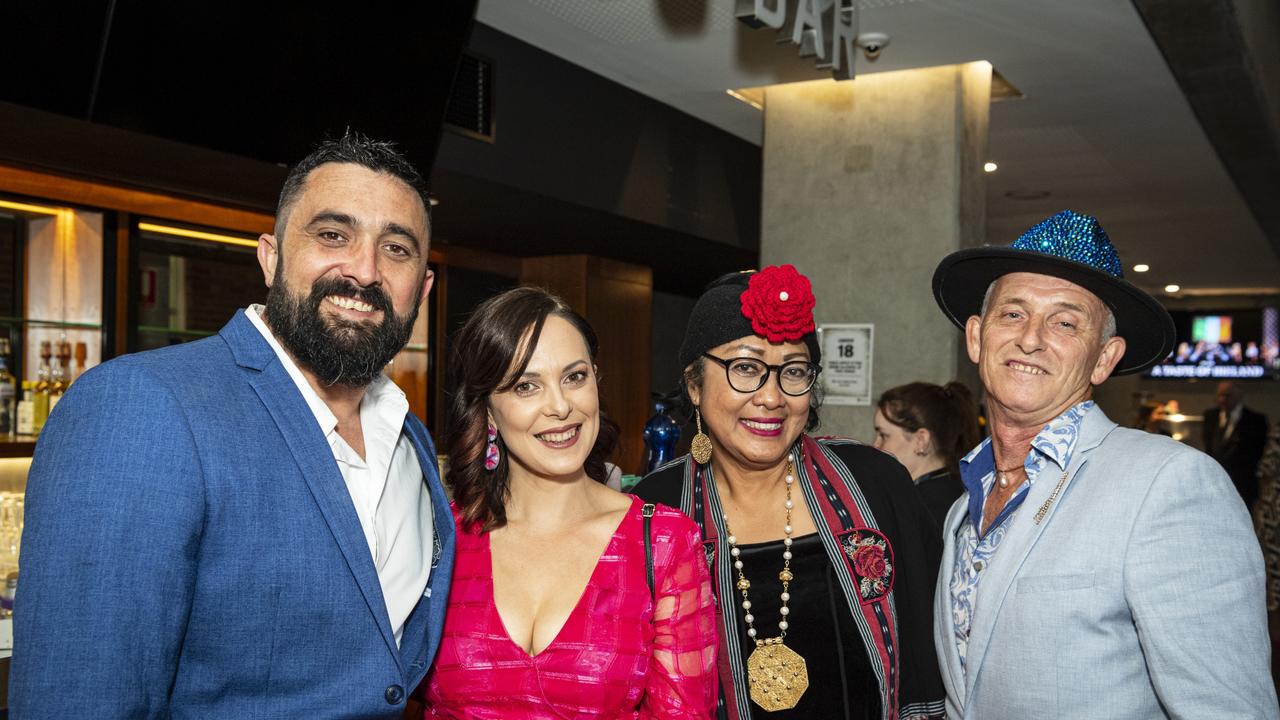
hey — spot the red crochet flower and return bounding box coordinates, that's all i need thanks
[739,264,816,342]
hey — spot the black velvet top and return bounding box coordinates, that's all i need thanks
[633,439,946,720]
[914,468,965,538]
[731,532,881,719]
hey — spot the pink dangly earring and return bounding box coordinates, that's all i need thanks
[485,424,501,471]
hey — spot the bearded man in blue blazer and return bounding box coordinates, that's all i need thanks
[930,211,1277,719]
[11,133,455,717]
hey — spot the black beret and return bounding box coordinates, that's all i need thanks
[677,271,821,370]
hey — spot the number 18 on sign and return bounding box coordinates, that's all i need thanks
[818,324,873,406]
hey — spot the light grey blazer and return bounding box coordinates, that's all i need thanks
[933,406,1278,719]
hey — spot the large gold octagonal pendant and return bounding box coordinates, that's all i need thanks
[746,642,809,711]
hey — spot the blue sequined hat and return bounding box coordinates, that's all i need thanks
[932,210,1174,375]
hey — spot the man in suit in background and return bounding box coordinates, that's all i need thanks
[930,210,1275,719]
[1204,380,1269,510]
[11,132,455,717]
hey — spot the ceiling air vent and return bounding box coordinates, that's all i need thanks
[444,52,494,142]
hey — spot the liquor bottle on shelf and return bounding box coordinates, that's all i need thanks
[1,571,16,616]
[73,341,88,382]
[48,359,65,413]
[49,338,71,412]
[0,340,15,436]
[16,382,34,436]
[32,341,51,434]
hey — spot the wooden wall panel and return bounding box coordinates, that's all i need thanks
[519,256,589,310]
[113,215,131,358]
[521,255,652,475]
[0,164,274,234]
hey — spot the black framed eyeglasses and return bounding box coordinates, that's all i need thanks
[702,353,822,396]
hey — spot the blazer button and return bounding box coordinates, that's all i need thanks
[385,684,405,705]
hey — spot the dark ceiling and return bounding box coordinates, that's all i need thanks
[0,1,478,173]
[0,6,759,294]
[429,167,757,296]
[1133,0,1280,266]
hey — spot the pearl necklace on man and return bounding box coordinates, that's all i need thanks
[997,462,1023,489]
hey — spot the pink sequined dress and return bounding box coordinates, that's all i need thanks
[423,496,718,719]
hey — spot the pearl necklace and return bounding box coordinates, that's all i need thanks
[996,462,1023,489]
[721,460,808,711]
[724,461,795,640]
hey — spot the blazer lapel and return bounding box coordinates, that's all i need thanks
[935,498,969,712]
[221,312,402,667]
[396,419,456,674]
[961,408,1117,699]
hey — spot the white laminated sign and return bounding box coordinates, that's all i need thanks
[817,324,873,406]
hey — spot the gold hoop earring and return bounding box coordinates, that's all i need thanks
[691,409,713,465]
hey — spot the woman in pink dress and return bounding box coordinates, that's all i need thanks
[423,287,718,719]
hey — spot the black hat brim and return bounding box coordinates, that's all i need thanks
[932,248,1175,375]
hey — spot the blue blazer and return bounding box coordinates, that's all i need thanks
[933,406,1277,719]
[10,311,456,718]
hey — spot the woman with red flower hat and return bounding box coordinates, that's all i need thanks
[634,266,946,720]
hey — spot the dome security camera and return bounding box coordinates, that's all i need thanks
[856,32,890,61]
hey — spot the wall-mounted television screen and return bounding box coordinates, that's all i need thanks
[1145,307,1279,379]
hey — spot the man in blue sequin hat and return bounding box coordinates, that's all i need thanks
[928,210,1276,719]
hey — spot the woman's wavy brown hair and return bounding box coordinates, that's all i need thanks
[445,286,620,532]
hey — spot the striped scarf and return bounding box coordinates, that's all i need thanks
[678,435,914,720]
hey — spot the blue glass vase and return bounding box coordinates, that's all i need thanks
[643,400,681,473]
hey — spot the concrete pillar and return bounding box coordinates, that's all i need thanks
[760,62,991,441]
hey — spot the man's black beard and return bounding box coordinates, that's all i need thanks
[264,272,420,388]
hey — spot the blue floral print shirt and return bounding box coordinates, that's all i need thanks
[949,400,1094,670]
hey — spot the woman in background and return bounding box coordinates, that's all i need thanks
[423,287,717,718]
[872,382,980,535]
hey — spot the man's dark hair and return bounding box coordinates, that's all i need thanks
[274,131,431,238]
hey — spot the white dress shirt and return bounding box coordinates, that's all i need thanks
[247,305,432,646]
[1222,403,1243,441]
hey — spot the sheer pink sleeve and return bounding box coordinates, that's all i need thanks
[641,508,719,718]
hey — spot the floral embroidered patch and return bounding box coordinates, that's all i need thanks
[839,528,894,603]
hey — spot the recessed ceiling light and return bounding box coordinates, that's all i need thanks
[1164,284,1181,293]
[983,162,998,173]
[1133,264,1149,273]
